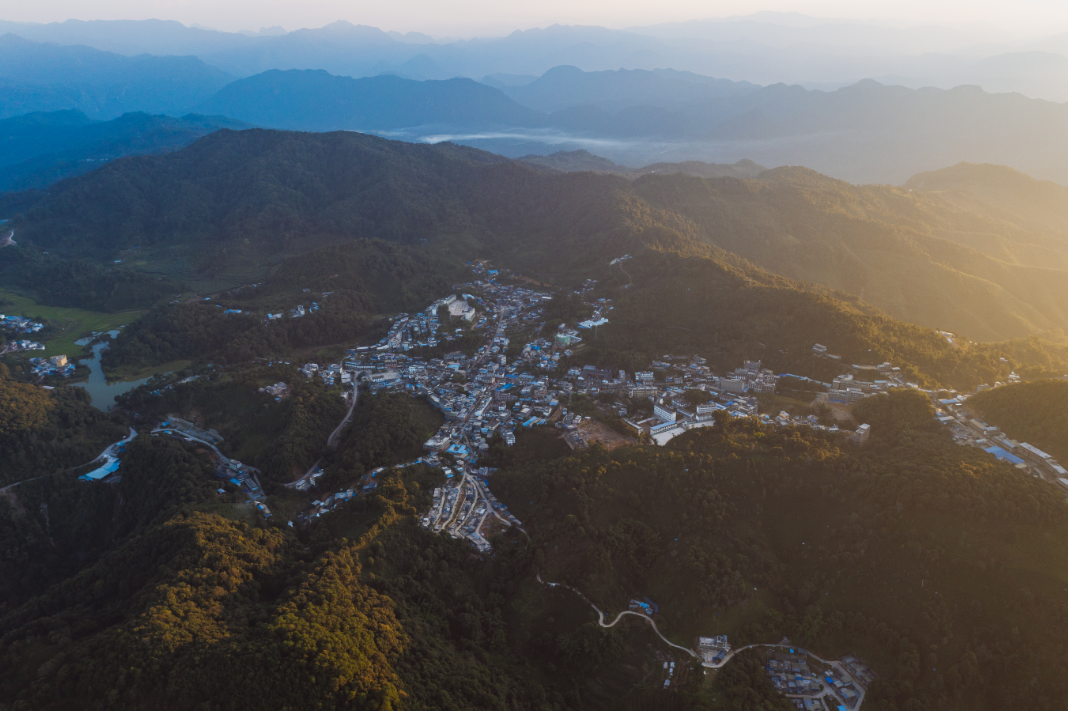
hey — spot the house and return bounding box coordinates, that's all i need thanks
[854,424,870,444]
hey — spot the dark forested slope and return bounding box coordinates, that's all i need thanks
[492,392,1068,711]
[194,69,547,131]
[0,364,125,486]
[0,110,250,191]
[7,129,1068,343]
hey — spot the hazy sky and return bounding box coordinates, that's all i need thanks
[4,0,1068,37]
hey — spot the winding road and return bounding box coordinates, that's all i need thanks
[326,387,358,449]
[287,386,359,489]
[0,477,42,494]
[536,572,697,657]
[535,572,867,709]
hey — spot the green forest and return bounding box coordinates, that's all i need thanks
[6,128,1065,391]
[491,390,1068,711]
[0,363,126,486]
[584,247,1068,390]
[118,363,346,488]
[3,375,1068,710]
[0,246,176,312]
[968,379,1068,462]
[319,391,445,491]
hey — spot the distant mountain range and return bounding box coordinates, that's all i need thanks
[518,150,766,179]
[3,16,1068,102]
[2,44,1068,187]
[2,24,1068,186]
[5,128,1068,342]
[0,34,234,120]
[193,70,543,131]
[496,65,761,112]
[0,111,249,192]
[191,68,1068,185]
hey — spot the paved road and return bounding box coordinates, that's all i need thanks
[326,387,358,449]
[2,426,138,493]
[536,572,697,657]
[0,477,42,494]
[535,574,867,709]
[288,386,359,490]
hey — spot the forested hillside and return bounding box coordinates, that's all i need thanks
[967,380,1068,463]
[117,364,347,488]
[586,246,1068,390]
[629,166,1068,341]
[0,444,598,710]
[0,110,249,191]
[4,373,1068,710]
[0,246,177,311]
[492,391,1068,711]
[319,391,444,491]
[5,129,1068,344]
[0,364,125,485]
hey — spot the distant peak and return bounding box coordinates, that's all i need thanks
[541,65,584,77]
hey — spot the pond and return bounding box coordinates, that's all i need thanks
[73,331,173,410]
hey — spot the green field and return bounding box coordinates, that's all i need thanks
[0,289,144,358]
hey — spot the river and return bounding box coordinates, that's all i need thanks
[73,331,171,411]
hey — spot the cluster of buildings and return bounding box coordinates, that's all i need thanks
[765,649,870,709]
[810,345,908,404]
[1,339,45,355]
[0,314,43,334]
[258,382,290,400]
[300,361,354,386]
[296,488,357,523]
[424,476,496,552]
[609,358,769,445]
[938,393,1068,491]
[262,295,323,323]
[1,317,46,355]
[28,354,75,379]
[767,652,822,696]
[282,265,895,549]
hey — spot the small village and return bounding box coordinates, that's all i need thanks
[277,263,891,548]
[0,314,46,355]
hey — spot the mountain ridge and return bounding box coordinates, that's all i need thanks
[0,33,234,120]
[5,129,1068,344]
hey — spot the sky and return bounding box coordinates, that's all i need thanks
[3,0,1068,37]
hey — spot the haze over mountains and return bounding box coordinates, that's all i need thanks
[189,67,1068,185]
[1,14,1068,185]
[4,15,1068,101]
[0,34,233,119]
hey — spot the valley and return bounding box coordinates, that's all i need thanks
[3,16,1068,707]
